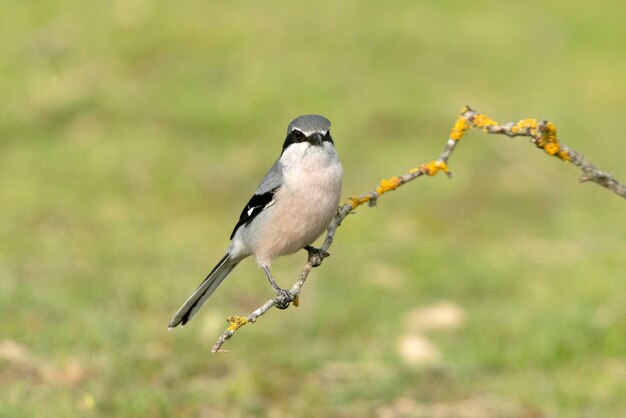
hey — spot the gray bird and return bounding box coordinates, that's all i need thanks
[168,115,343,328]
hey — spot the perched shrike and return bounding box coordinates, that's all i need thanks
[168,115,343,329]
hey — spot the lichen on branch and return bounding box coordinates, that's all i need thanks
[454,106,624,197]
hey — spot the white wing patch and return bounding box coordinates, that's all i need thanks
[265,198,276,210]
[247,199,275,217]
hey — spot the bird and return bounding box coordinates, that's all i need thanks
[168,114,343,329]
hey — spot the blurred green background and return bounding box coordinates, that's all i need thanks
[1,1,625,417]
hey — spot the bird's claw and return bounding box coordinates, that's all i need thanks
[304,245,329,267]
[275,288,293,309]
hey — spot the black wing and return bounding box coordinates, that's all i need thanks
[230,187,280,239]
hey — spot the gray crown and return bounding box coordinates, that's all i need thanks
[287,114,331,136]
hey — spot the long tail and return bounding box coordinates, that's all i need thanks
[168,253,239,329]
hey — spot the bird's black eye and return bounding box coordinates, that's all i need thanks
[281,129,308,153]
[292,129,305,142]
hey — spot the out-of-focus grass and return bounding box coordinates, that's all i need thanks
[1,1,625,417]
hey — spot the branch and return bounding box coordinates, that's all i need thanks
[453,106,626,198]
[211,105,624,352]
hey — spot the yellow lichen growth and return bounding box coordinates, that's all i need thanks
[449,117,470,141]
[293,294,299,307]
[557,148,570,161]
[421,160,450,176]
[544,121,557,135]
[346,195,371,209]
[517,119,537,128]
[516,119,538,134]
[541,122,558,148]
[543,142,559,156]
[376,176,402,194]
[226,315,248,332]
[535,121,569,161]
[472,113,498,131]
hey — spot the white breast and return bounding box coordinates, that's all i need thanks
[250,142,343,265]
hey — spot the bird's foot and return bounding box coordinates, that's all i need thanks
[274,288,293,309]
[262,264,293,309]
[304,245,329,267]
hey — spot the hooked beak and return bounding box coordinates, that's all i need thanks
[308,132,324,146]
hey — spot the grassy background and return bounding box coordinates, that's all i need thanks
[1,1,625,417]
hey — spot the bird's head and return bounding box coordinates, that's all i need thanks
[282,114,333,153]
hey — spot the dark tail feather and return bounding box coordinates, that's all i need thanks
[168,253,239,329]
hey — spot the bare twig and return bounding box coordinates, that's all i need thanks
[211,105,624,352]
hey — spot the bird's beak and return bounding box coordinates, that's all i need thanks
[308,132,323,146]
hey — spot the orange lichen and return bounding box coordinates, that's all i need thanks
[544,121,557,134]
[543,142,559,156]
[557,148,570,161]
[516,119,538,135]
[534,121,569,161]
[376,176,402,194]
[449,117,470,141]
[226,315,248,332]
[421,160,450,176]
[472,113,498,131]
[517,119,537,128]
[346,195,371,209]
[541,122,558,146]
